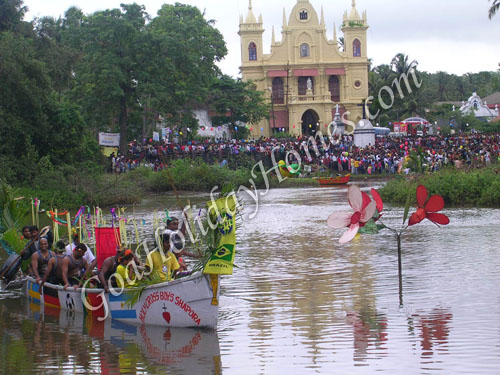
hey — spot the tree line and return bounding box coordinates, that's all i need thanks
[367,53,500,127]
[0,0,268,187]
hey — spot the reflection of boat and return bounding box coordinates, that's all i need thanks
[317,174,351,186]
[17,298,222,373]
[23,271,220,328]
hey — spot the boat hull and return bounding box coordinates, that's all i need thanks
[317,174,350,186]
[23,272,219,328]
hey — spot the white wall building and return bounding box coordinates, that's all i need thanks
[459,92,498,121]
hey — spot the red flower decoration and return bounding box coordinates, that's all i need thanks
[371,188,383,215]
[408,185,450,226]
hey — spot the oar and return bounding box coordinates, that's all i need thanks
[0,226,50,280]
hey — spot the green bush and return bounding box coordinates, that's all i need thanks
[380,167,500,207]
[144,159,260,192]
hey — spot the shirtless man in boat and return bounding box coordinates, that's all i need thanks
[61,243,90,290]
[39,246,68,287]
[98,247,121,293]
[31,237,55,284]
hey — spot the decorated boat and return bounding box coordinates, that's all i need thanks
[23,271,220,328]
[317,174,351,186]
[1,184,239,329]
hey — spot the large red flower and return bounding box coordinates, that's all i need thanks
[370,188,383,220]
[408,185,450,226]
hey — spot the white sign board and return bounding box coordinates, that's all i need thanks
[99,132,120,147]
[153,132,160,142]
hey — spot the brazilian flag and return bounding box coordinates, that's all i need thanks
[203,196,236,275]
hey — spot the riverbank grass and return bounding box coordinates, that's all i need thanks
[379,166,500,207]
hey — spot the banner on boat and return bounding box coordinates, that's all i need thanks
[98,132,121,147]
[203,196,236,275]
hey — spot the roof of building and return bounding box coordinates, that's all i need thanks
[483,92,500,105]
[435,101,463,108]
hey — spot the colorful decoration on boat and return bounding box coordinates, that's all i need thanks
[278,160,301,178]
[163,209,171,223]
[203,195,237,275]
[46,210,69,226]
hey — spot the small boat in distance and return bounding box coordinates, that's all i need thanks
[317,174,351,186]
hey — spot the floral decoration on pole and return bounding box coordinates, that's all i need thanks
[326,185,376,243]
[327,184,450,305]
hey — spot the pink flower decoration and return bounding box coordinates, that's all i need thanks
[327,185,376,243]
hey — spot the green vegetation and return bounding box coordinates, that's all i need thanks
[126,160,259,193]
[209,75,269,140]
[380,167,500,207]
[368,53,500,127]
[0,0,268,206]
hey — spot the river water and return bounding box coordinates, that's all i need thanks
[1,183,500,374]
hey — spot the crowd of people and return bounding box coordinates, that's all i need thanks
[17,216,196,291]
[109,133,500,175]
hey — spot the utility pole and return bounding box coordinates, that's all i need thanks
[285,61,290,129]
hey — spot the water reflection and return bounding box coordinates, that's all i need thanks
[0,298,221,374]
[410,308,452,358]
[1,185,500,374]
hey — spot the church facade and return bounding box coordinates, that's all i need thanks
[239,0,369,138]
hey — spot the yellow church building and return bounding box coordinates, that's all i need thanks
[239,0,369,137]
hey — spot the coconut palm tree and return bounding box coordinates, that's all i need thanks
[390,53,418,75]
[489,0,500,19]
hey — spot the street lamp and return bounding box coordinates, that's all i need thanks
[268,86,275,133]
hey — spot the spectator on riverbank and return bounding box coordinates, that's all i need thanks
[110,133,499,176]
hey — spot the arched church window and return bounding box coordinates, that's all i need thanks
[329,76,340,102]
[272,78,284,104]
[300,43,310,58]
[298,76,313,97]
[249,42,257,61]
[353,39,361,57]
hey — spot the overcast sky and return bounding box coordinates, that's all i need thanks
[24,0,500,77]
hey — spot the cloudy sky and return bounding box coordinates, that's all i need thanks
[24,0,500,77]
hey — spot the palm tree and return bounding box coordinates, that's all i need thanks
[436,71,450,101]
[337,37,344,51]
[390,53,418,75]
[489,0,500,19]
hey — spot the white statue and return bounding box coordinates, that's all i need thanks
[306,77,312,91]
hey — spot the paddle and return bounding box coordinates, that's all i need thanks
[0,226,50,281]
